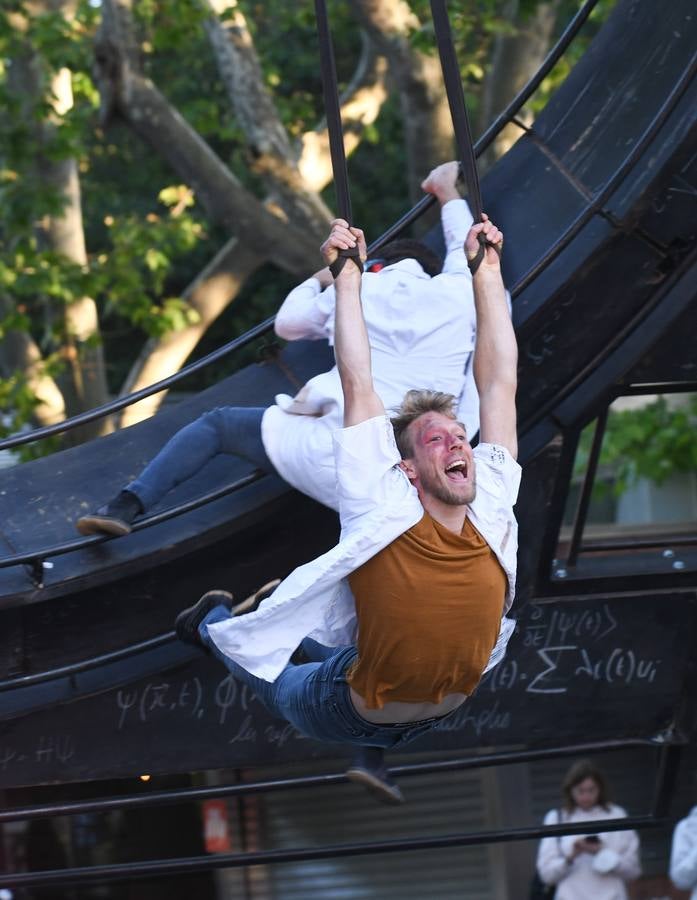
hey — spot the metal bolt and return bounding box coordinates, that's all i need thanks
[662,548,675,559]
[554,568,568,579]
[672,560,686,570]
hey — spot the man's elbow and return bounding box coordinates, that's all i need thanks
[275,309,321,342]
[274,311,298,341]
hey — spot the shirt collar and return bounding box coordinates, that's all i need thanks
[380,258,430,279]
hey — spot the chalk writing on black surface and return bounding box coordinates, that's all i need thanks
[114,674,309,746]
[0,594,687,789]
[0,734,75,772]
[109,601,665,744]
[480,603,662,696]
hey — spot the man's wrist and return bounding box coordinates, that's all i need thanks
[334,268,362,291]
[437,189,461,206]
[471,263,502,282]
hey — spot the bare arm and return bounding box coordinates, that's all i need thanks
[467,217,518,459]
[320,219,384,427]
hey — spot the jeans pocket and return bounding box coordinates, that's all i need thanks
[326,697,374,740]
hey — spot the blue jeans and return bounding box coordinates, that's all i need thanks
[200,606,447,750]
[127,407,273,510]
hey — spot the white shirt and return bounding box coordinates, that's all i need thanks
[670,807,697,898]
[208,414,520,683]
[537,805,641,900]
[261,198,478,509]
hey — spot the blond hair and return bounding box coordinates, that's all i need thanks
[390,389,457,458]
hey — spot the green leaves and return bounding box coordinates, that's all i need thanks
[0,367,63,461]
[576,396,697,498]
[0,0,618,457]
[94,194,204,337]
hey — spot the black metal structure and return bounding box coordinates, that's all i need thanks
[0,741,685,889]
[0,0,696,890]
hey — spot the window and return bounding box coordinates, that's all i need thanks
[554,386,697,580]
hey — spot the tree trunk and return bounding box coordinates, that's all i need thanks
[95,0,320,273]
[3,6,111,441]
[297,34,389,193]
[118,237,264,426]
[351,0,454,202]
[0,299,67,428]
[478,0,562,169]
[41,65,112,442]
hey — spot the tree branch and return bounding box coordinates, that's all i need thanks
[298,32,389,193]
[0,297,66,428]
[479,0,562,167]
[118,236,264,425]
[200,0,333,242]
[351,0,453,201]
[202,0,292,159]
[95,0,320,273]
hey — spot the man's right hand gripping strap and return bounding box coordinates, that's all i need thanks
[468,234,503,276]
[330,245,362,279]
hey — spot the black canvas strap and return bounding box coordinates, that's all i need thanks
[315,0,361,278]
[429,0,501,274]
[430,0,482,221]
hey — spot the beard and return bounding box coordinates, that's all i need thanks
[418,467,477,506]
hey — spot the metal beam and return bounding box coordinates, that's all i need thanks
[0,738,673,824]
[0,815,662,890]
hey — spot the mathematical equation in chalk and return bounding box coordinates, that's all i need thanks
[482,603,662,695]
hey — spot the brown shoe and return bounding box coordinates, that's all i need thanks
[76,490,143,536]
[232,579,281,616]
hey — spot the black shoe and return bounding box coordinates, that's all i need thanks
[175,589,235,650]
[290,644,310,665]
[232,579,281,616]
[346,747,405,805]
[76,490,143,537]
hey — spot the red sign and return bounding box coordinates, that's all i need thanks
[202,800,232,853]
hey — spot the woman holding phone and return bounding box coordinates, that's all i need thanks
[535,759,641,899]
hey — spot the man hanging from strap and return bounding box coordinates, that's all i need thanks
[75,161,485,804]
[174,210,520,804]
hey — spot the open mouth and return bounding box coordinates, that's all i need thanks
[444,459,468,482]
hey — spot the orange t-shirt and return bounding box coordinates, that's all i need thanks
[347,513,506,709]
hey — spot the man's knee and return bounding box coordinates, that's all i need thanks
[187,406,268,467]
[197,407,245,450]
[199,406,240,430]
